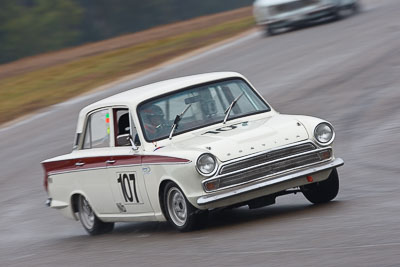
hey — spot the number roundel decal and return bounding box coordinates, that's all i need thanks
[117,173,140,203]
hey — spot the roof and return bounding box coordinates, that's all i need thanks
[80,72,245,115]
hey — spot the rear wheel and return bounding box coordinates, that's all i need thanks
[78,195,114,235]
[163,182,207,232]
[301,168,339,204]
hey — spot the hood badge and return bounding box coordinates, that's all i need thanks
[205,146,212,150]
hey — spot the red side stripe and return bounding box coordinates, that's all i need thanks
[141,155,190,164]
[42,155,189,174]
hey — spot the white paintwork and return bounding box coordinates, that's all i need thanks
[253,0,359,26]
[43,72,341,225]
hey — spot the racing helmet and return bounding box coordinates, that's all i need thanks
[142,104,164,125]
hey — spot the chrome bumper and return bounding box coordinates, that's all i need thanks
[45,198,52,207]
[197,158,344,205]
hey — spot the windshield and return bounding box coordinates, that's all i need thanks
[138,78,270,142]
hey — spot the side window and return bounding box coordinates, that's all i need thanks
[115,109,130,136]
[114,108,140,147]
[83,109,111,149]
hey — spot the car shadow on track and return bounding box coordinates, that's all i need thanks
[54,201,345,242]
[205,200,344,230]
[109,200,345,236]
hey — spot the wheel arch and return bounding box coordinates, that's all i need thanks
[158,178,188,219]
[69,191,96,221]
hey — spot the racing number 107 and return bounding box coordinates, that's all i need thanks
[117,173,139,203]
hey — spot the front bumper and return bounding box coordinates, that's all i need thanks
[197,157,343,206]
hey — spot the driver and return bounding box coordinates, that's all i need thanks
[142,104,167,140]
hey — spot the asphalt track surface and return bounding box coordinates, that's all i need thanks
[1,0,400,266]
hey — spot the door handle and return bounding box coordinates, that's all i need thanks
[75,162,85,166]
[106,160,116,164]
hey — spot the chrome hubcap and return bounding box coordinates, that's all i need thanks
[79,197,95,229]
[167,187,187,227]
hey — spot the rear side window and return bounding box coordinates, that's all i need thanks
[83,109,111,149]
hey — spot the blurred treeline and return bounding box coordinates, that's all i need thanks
[0,0,252,64]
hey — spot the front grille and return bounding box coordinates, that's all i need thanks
[203,142,332,192]
[219,143,316,175]
[219,151,327,189]
[274,0,318,13]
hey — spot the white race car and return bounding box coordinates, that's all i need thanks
[42,72,343,235]
[253,0,361,35]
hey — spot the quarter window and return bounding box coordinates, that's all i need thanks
[83,109,111,149]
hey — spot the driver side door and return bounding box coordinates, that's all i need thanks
[107,108,153,216]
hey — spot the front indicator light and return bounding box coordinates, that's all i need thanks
[318,149,332,160]
[205,180,220,191]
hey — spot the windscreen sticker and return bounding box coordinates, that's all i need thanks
[106,113,110,134]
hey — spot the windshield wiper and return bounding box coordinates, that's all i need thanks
[223,92,244,124]
[169,104,192,140]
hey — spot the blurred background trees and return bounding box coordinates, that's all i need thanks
[0,0,252,64]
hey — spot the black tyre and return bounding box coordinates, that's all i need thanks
[352,2,361,14]
[266,26,276,36]
[163,182,207,232]
[332,7,344,21]
[301,168,339,204]
[78,195,114,235]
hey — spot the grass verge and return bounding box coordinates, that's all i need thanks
[0,16,254,125]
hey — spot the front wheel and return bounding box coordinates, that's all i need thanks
[163,182,207,232]
[301,168,339,204]
[78,195,114,235]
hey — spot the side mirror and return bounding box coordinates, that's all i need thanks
[116,134,131,146]
[117,133,140,151]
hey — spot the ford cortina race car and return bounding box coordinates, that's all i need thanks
[42,72,343,235]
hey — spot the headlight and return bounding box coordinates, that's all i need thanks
[314,122,334,145]
[196,153,218,176]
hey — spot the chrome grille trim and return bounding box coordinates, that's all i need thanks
[203,141,332,192]
[219,142,316,175]
[274,0,318,13]
[218,151,329,189]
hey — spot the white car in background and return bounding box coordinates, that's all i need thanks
[42,72,343,235]
[253,0,361,35]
